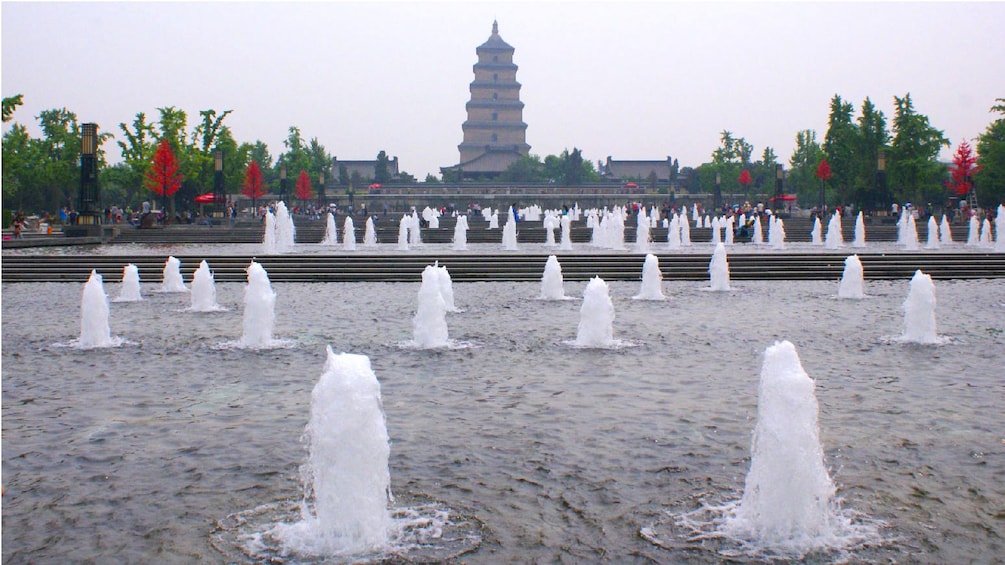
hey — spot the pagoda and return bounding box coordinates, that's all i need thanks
[443,21,530,179]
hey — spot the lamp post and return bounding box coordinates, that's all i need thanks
[213,150,225,219]
[877,149,886,213]
[318,170,326,209]
[775,164,784,215]
[714,171,722,212]
[279,165,287,204]
[77,123,100,226]
[347,184,355,214]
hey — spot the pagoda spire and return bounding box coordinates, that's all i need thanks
[492,20,498,35]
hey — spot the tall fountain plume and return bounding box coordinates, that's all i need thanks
[412,265,449,348]
[543,213,558,247]
[343,216,357,251]
[751,215,764,245]
[939,215,953,245]
[435,262,458,312]
[769,217,786,250]
[721,340,845,556]
[680,212,692,246]
[633,254,665,300]
[902,269,940,344]
[269,347,392,557]
[810,217,823,245]
[852,211,867,248]
[635,209,652,253]
[408,212,423,246]
[980,218,993,247]
[924,216,940,249]
[575,276,615,347]
[189,260,224,311]
[540,255,567,300]
[724,216,735,245]
[321,212,339,245]
[452,214,469,251]
[115,263,143,302]
[396,215,410,251]
[559,214,573,251]
[78,270,122,348]
[837,254,865,299]
[502,207,519,251]
[263,210,278,254]
[363,216,378,246]
[997,204,1005,251]
[966,215,980,246]
[160,256,189,292]
[710,216,722,245]
[275,201,296,253]
[903,213,919,250]
[824,212,843,249]
[240,261,277,347]
[667,214,681,250]
[708,242,731,291]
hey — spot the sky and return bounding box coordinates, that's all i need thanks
[2,1,1003,179]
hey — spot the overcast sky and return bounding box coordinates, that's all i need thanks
[3,2,1003,179]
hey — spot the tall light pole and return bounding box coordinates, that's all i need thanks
[213,150,225,219]
[714,170,722,212]
[279,164,287,204]
[877,149,887,213]
[775,164,784,215]
[77,123,100,226]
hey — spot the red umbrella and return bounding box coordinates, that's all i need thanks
[770,194,797,202]
[194,193,225,204]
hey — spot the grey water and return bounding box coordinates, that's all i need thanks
[2,277,1004,562]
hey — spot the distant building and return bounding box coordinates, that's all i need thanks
[332,156,400,184]
[442,21,530,179]
[601,156,676,184]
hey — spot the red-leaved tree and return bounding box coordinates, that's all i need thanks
[738,169,752,190]
[144,138,182,216]
[946,139,980,196]
[294,169,312,209]
[242,161,267,212]
[815,158,832,208]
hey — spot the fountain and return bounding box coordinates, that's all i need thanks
[574,276,615,347]
[452,214,469,251]
[634,210,652,253]
[967,215,980,246]
[837,254,865,299]
[708,243,731,292]
[666,215,681,250]
[939,215,953,245]
[852,211,867,248]
[710,216,722,245]
[488,211,499,229]
[343,216,357,251]
[559,215,573,251]
[160,256,189,293]
[239,261,277,348]
[435,262,459,313]
[903,213,919,250]
[924,216,940,249]
[188,260,224,312]
[997,204,1005,251]
[769,217,786,250]
[77,270,123,348]
[396,215,410,251]
[902,269,941,344]
[980,218,993,247]
[633,254,665,300]
[275,201,296,253]
[502,207,519,251]
[321,212,339,245]
[412,265,449,348]
[724,216,735,245]
[363,216,378,247]
[711,340,872,557]
[810,217,823,245]
[824,212,843,249]
[543,214,558,247]
[268,347,393,557]
[680,213,692,246]
[262,210,278,254]
[751,215,764,245]
[540,255,569,300]
[114,263,143,302]
[408,212,423,247]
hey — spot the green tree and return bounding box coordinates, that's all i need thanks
[116,112,157,209]
[854,97,891,210]
[975,98,1005,207]
[789,129,826,205]
[823,94,857,206]
[500,155,544,182]
[888,93,949,206]
[2,93,23,123]
[374,150,391,184]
